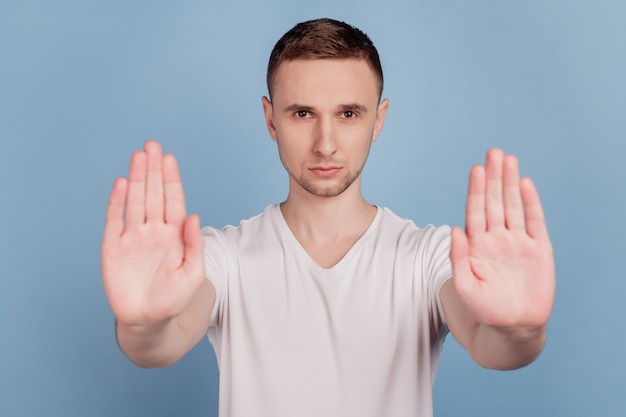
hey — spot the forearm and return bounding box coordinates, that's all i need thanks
[465,322,547,370]
[115,280,216,368]
[116,317,190,368]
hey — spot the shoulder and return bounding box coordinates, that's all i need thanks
[377,207,451,243]
[201,204,282,248]
[372,207,452,266]
[203,204,276,231]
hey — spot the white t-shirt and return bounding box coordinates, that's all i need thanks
[202,204,452,417]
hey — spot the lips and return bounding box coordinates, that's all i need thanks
[309,166,342,177]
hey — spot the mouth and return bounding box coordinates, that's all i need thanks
[309,166,342,177]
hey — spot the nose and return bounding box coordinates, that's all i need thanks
[312,117,337,157]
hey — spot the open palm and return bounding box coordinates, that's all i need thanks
[450,149,555,330]
[101,141,204,327]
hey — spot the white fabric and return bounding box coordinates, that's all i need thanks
[202,204,452,417]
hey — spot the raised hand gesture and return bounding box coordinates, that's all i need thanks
[102,141,206,329]
[447,149,555,368]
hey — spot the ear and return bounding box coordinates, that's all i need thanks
[371,98,389,143]
[262,96,278,142]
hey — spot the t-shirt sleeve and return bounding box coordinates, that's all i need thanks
[202,226,230,327]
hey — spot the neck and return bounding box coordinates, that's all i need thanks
[280,178,376,243]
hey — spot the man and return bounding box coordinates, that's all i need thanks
[102,18,555,416]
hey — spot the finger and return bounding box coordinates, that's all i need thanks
[163,154,187,226]
[520,177,550,240]
[502,154,525,231]
[125,151,147,226]
[485,148,505,230]
[181,214,204,279]
[465,164,486,237]
[103,177,128,244]
[145,140,165,222]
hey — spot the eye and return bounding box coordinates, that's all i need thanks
[342,111,356,119]
[295,110,310,118]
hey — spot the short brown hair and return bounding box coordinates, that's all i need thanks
[267,18,384,99]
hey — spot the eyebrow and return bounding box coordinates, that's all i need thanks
[283,103,369,114]
[283,103,314,113]
[338,103,369,114]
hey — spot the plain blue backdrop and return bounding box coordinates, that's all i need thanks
[1,1,625,416]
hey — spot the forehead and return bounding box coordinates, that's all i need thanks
[271,58,380,105]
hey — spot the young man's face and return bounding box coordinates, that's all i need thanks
[263,58,388,198]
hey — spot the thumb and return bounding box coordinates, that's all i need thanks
[181,213,205,281]
[450,226,474,295]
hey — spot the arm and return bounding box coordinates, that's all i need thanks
[441,149,555,370]
[102,140,216,368]
[114,279,215,368]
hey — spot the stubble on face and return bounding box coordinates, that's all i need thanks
[277,142,371,198]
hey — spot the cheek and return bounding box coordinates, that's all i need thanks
[276,118,305,140]
[276,124,313,151]
[344,124,375,148]
[348,128,376,164]
[276,136,304,169]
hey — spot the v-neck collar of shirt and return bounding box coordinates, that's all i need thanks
[270,204,383,278]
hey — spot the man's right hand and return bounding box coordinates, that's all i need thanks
[102,141,211,366]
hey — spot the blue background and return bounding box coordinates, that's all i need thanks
[1,1,625,416]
